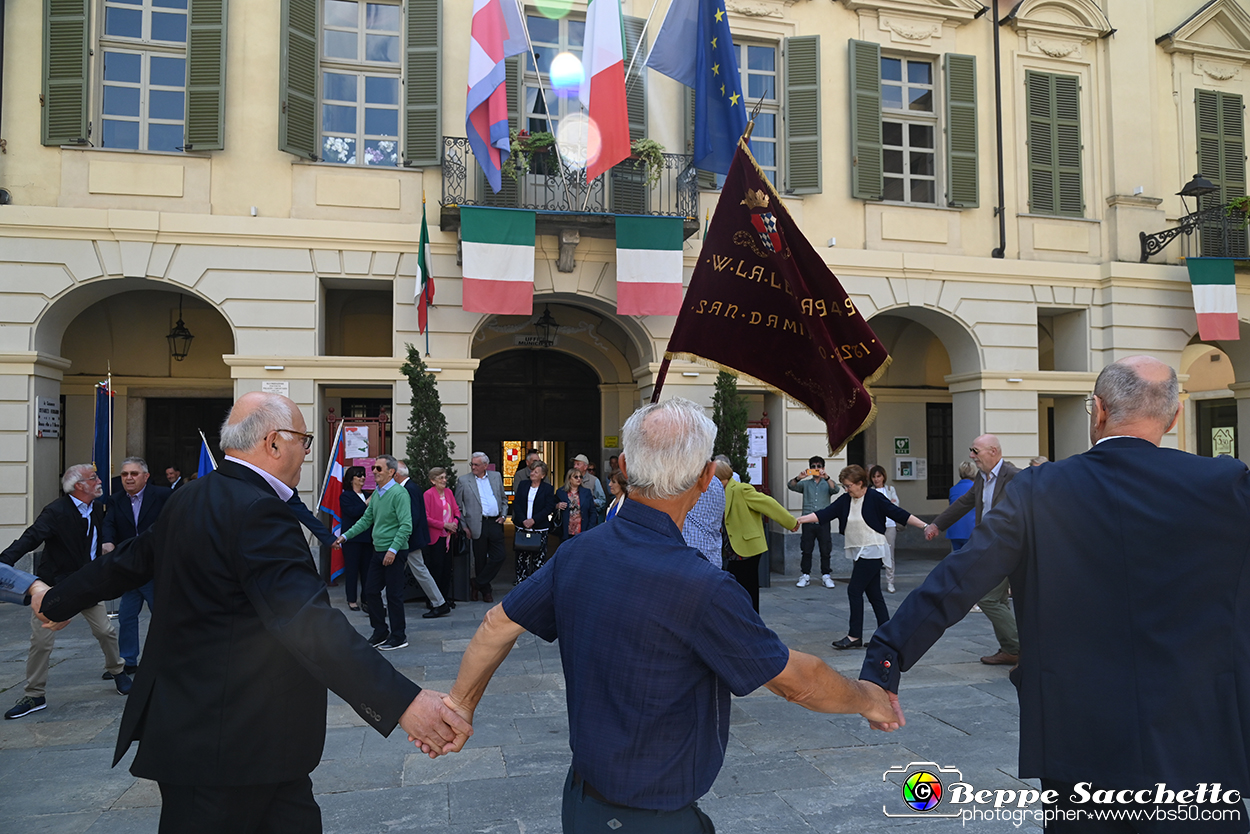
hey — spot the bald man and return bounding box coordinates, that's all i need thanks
[923,432,1021,665]
[864,357,1250,832]
[41,392,470,833]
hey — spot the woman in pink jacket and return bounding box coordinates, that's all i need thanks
[423,467,461,608]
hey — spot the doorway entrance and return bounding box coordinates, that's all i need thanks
[145,398,232,479]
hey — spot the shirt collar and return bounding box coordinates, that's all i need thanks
[129,487,145,502]
[1095,435,1142,445]
[224,455,294,501]
[376,479,395,495]
[617,498,685,541]
[988,459,1004,479]
[70,495,92,515]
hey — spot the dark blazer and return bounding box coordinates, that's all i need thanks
[339,489,372,544]
[813,489,912,535]
[40,460,421,787]
[1,494,108,586]
[286,493,336,547]
[101,485,172,545]
[555,486,597,538]
[930,460,1020,530]
[512,480,556,530]
[401,478,432,552]
[862,438,1250,793]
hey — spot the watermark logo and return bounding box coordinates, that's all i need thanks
[884,762,964,818]
[902,770,944,812]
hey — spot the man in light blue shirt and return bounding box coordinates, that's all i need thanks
[455,453,508,603]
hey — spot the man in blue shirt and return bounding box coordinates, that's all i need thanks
[443,398,901,832]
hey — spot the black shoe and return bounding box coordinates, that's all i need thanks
[831,636,864,650]
[378,636,408,651]
[102,672,115,680]
[422,602,452,619]
[124,665,139,675]
[367,630,389,647]
[4,696,46,719]
[113,672,133,695]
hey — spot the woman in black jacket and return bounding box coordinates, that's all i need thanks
[511,462,556,582]
[338,466,372,611]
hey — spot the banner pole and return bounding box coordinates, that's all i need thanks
[650,357,671,404]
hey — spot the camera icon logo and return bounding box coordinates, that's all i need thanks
[883,761,964,818]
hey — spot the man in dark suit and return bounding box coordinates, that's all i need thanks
[923,433,1021,666]
[455,452,507,603]
[165,465,183,491]
[101,457,172,675]
[1,464,130,719]
[40,392,470,832]
[395,461,449,618]
[863,356,1250,832]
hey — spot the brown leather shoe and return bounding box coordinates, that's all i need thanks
[981,650,1019,666]
[470,587,480,602]
[481,589,494,603]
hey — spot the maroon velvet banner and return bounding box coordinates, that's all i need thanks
[664,140,890,454]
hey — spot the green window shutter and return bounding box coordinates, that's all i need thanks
[849,39,881,200]
[279,0,317,159]
[784,35,820,195]
[943,52,977,208]
[185,0,227,151]
[1026,70,1082,217]
[404,0,440,167]
[43,0,89,146]
[1025,71,1055,214]
[1196,89,1247,256]
[623,16,646,142]
[1053,74,1083,216]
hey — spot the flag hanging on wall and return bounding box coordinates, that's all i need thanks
[416,197,435,334]
[461,206,537,315]
[580,0,631,181]
[318,420,347,581]
[467,0,529,193]
[663,139,890,454]
[616,215,685,316]
[1186,257,1241,341]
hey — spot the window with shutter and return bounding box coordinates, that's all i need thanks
[713,42,779,189]
[1025,70,1083,217]
[279,0,318,159]
[943,53,977,208]
[44,0,90,146]
[317,0,402,166]
[186,0,227,151]
[849,39,882,201]
[784,35,820,195]
[97,0,190,151]
[404,0,440,167]
[881,54,936,204]
[1196,89,1247,257]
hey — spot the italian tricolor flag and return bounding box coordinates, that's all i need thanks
[1187,257,1241,341]
[461,206,537,315]
[580,0,631,182]
[616,215,685,316]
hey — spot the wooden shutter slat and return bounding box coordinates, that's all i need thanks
[1026,71,1082,216]
[943,52,977,208]
[43,0,90,146]
[849,39,882,200]
[279,0,317,159]
[785,35,821,195]
[186,0,227,151]
[404,0,441,167]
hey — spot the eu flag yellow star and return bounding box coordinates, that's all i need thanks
[712,63,720,76]
[721,83,726,96]
[729,91,741,106]
[711,36,718,49]
[714,7,725,22]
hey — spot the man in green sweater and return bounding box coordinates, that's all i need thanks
[336,455,412,651]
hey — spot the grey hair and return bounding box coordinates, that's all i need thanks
[220,394,298,452]
[121,456,149,474]
[958,460,977,480]
[396,461,410,478]
[1029,456,1049,467]
[1093,359,1180,429]
[471,451,490,464]
[62,463,95,494]
[376,454,398,474]
[621,398,716,500]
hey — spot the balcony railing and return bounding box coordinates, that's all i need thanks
[1141,199,1250,262]
[439,136,699,239]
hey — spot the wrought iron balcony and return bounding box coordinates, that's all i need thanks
[1141,200,1249,262]
[439,136,699,240]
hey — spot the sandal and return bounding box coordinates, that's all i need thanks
[831,636,863,650]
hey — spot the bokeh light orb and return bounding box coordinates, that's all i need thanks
[535,0,573,19]
[549,52,583,95]
[556,113,601,171]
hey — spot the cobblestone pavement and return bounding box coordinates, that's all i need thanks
[0,550,1040,833]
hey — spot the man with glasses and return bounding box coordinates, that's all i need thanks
[455,452,507,603]
[1,464,130,719]
[337,454,413,650]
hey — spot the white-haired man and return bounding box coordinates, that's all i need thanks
[443,397,901,832]
[1,464,130,719]
[454,452,507,603]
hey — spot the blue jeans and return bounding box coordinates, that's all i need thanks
[118,580,155,667]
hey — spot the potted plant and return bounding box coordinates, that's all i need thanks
[1227,195,1250,229]
[628,138,666,188]
[503,128,556,181]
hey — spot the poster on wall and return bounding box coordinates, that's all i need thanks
[343,426,370,458]
[745,456,763,485]
[1212,427,1236,457]
[747,428,768,458]
[353,457,377,491]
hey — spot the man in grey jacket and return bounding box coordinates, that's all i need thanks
[454,453,508,603]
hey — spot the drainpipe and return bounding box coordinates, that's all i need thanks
[991,0,1007,259]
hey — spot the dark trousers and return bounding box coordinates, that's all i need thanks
[1041,778,1249,833]
[562,768,715,834]
[473,520,507,592]
[799,522,832,576]
[158,776,321,834]
[341,540,371,604]
[364,549,407,640]
[118,579,155,667]
[847,557,889,639]
[726,554,761,613]
[427,537,453,603]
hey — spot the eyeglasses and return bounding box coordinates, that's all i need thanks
[371,465,385,472]
[571,475,582,480]
[275,428,314,450]
[1084,394,1096,414]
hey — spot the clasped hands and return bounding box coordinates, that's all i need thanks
[859,682,906,733]
[400,689,474,759]
[28,580,71,631]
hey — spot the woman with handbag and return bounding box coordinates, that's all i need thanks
[555,468,596,539]
[511,462,556,583]
[423,467,461,607]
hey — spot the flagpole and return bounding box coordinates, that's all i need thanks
[623,0,664,101]
[198,429,217,468]
[422,189,431,356]
[317,419,345,512]
[106,362,112,485]
[651,357,671,404]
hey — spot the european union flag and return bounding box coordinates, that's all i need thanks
[647,0,748,175]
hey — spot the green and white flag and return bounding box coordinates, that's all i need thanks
[1186,257,1240,341]
[416,197,434,333]
[460,206,537,315]
[616,215,685,316]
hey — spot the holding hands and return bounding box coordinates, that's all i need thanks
[402,689,474,758]
[858,681,906,732]
[923,523,940,541]
[29,580,71,631]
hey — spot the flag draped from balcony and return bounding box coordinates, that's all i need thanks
[460,206,536,315]
[616,215,685,316]
[1186,257,1241,340]
[416,197,434,334]
[580,0,631,182]
[663,139,890,454]
[646,0,748,175]
[467,0,528,194]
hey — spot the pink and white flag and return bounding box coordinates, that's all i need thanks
[467,0,528,193]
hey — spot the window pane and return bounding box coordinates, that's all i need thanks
[881,57,902,82]
[325,30,357,60]
[753,141,775,168]
[105,7,142,38]
[366,3,399,32]
[908,88,933,112]
[323,72,357,101]
[364,107,398,136]
[111,0,142,4]
[527,15,558,44]
[104,51,142,83]
[152,12,187,43]
[150,89,185,120]
[529,48,553,75]
[151,56,186,86]
[325,0,358,28]
[911,179,935,203]
[363,139,399,166]
[322,136,357,164]
[907,61,932,85]
[882,121,903,146]
[153,0,188,7]
[883,176,905,201]
[365,34,398,63]
[148,122,184,150]
[747,74,775,101]
[102,119,141,149]
[909,124,934,149]
[568,20,585,47]
[884,149,904,174]
[747,45,775,71]
[910,151,934,176]
[882,86,903,110]
[365,76,398,104]
[754,113,775,138]
[322,103,357,132]
[103,86,141,117]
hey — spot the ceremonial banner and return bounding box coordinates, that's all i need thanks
[664,140,890,453]
[616,215,684,316]
[1186,257,1240,341]
[461,206,537,315]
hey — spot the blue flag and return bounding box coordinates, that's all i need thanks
[647,0,747,174]
[198,433,217,476]
[92,383,112,492]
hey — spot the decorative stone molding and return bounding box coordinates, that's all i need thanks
[882,14,943,43]
[841,0,984,27]
[1195,58,1242,82]
[1158,0,1250,67]
[727,2,784,19]
[1029,37,1082,59]
[1006,0,1113,43]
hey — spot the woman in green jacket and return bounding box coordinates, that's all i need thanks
[717,458,797,612]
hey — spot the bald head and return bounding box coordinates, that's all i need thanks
[969,433,1002,474]
[219,391,309,487]
[1090,356,1179,446]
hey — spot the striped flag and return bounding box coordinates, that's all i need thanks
[581,0,631,182]
[467,0,528,193]
[318,420,347,580]
[616,215,685,316]
[416,197,434,334]
[461,206,536,315]
[1187,257,1241,341]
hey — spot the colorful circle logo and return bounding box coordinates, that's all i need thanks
[901,770,943,812]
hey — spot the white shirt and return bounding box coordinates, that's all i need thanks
[224,456,294,501]
[873,485,899,528]
[71,495,98,559]
[476,474,499,517]
[981,458,1004,513]
[844,496,888,561]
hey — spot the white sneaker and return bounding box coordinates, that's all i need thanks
[887,582,896,593]
[822,574,835,589]
[796,574,810,587]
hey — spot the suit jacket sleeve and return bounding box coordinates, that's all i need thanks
[101,496,121,545]
[512,484,528,526]
[931,479,978,531]
[41,528,158,620]
[287,497,336,547]
[453,481,480,539]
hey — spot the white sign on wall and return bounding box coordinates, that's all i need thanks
[745,456,763,485]
[261,380,290,397]
[36,397,60,439]
[343,426,370,458]
[747,428,768,458]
